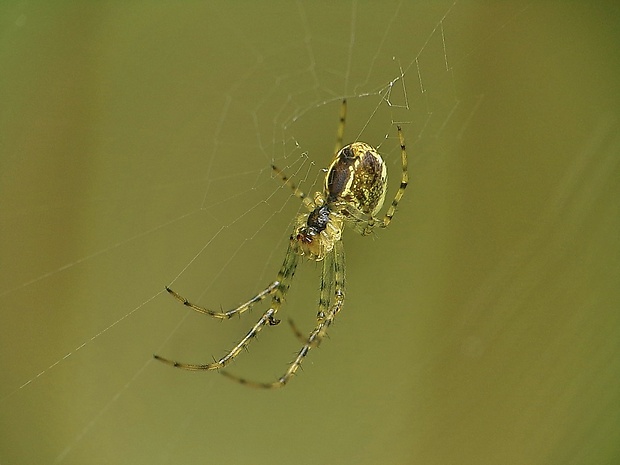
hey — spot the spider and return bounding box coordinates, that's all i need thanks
[154,99,408,388]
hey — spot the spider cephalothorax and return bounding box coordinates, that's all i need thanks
[155,99,408,388]
[294,202,342,261]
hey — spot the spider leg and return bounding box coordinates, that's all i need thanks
[222,240,345,388]
[154,238,300,371]
[153,307,280,371]
[287,244,334,344]
[334,98,347,154]
[164,282,279,320]
[352,125,408,236]
[378,125,408,229]
[271,164,308,201]
[287,318,315,344]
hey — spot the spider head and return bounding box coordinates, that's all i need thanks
[294,205,341,261]
[295,228,322,259]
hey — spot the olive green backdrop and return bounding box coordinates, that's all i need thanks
[1,2,619,464]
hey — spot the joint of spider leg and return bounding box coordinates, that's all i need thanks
[268,315,281,326]
[165,286,191,305]
[270,164,285,181]
[225,310,239,320]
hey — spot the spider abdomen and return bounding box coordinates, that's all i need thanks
[325,142,388,217]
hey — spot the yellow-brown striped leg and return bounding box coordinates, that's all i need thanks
[380,125,408,228]
[222,240,346,388]
[164,282,279,320]
[287,318,307,343]
[286,247,334,345]
[153,308,280,371]
[334,99,347,154]
[154,238,300,371]
[271,164,307,201]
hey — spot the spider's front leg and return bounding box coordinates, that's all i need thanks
[154,238,300,371]
[164,282,279,320]
[222,240,346,388]
[154,307,280,371]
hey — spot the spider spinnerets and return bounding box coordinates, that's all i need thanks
[154,99,408,388]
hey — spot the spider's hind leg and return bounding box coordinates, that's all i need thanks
[221,241,345,389]
[164,282,279,320]
[154,238,301,372]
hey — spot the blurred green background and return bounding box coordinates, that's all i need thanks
[1,2,619,464]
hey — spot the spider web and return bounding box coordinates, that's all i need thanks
[2,2,620,465]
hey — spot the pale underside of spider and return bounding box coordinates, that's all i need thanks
[154,99,408,388]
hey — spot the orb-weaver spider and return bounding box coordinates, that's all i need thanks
[154,99,408,388]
